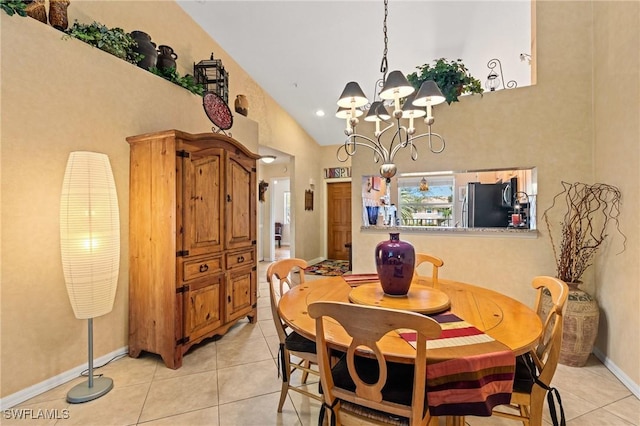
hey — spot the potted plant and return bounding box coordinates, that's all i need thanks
[406,58,483,104]
[542,181,626,366]
[64,20,142,65]
[149,66,205,96]
[1,0,27,17]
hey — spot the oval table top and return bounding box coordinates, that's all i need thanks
[278,276,542,364]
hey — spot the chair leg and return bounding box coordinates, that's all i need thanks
[527,402,542,426]
[277,380,288,412]
[277,353,291,412]
[301,359,310,384]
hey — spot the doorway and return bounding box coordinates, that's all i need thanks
[327,182,351,260]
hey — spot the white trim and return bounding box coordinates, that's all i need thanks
[0,346,128,410]
[592,347,640,399]
[306,257,325,266]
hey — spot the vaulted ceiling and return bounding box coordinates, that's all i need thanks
[179,1,532,147]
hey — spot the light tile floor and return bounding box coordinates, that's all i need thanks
[7,256,638,426]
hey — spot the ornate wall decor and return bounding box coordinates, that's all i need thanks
[258,180,269,202]
[305,190,314,211]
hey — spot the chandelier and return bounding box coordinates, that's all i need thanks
[335,0,446,180]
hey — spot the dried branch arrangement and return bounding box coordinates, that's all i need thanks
[543,182,626,283]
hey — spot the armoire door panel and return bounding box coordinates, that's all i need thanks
[184,276,223,343]
[225,155,256,250]
[225,268,256,323]
[183,149,224,256]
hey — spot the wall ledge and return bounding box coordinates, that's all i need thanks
[360,225,538,238]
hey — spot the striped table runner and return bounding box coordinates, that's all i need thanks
[397,312,515,417]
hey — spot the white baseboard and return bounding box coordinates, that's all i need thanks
[307,257,325,265]
[592,347,640,399]
[0,346,128,410]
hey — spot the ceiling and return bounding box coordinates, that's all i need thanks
[178,1,532,149]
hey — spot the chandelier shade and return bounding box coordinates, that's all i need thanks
[365,101,391,122]
[413,80,446,107]
[60,151,120,320]
[401,94,427,119]
[337,81,368,108]
[379,70,414,100]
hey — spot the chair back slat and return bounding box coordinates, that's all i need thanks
[531,276,568,385]
[267,258,307,341]
[309,301,441,425]
[413,253,444,289]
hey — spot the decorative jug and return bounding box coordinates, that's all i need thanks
[375,233,415,296]
[131,31,157,70]
[156,45,177,71]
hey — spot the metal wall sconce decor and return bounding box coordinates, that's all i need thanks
[194,53,229,103]
[258,180,269,202]
[305,190,314,211]
[485,58,518,92]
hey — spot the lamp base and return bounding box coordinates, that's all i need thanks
[67,376,113,403]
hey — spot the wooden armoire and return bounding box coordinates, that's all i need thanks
[126,129,259,369]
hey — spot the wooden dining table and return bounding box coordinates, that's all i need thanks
[278,275,543,425]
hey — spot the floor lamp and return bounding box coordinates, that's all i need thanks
[60,151,120,403]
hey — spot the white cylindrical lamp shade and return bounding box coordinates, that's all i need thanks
[60,151,120,320]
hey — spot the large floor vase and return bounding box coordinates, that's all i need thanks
[375,233,415,296]
[541,282,599,367]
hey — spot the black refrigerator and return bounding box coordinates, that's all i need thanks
[466,182,511,227]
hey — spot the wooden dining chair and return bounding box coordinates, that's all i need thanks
[413,253,444,289]
[308,301,442,426]
[274,222,283,248]
[267,258,322,412]
[491,276,569,426]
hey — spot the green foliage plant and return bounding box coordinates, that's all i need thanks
[149,66,205,96]
[1,0,27,16]
[407,58,484,104]
[64,20,142,65]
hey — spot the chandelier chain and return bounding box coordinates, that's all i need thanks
[380,0,389,82]
[335,0,446,180]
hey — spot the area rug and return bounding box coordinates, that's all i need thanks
[304,259,350,276]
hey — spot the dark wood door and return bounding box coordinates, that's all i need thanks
[327,182,351,260]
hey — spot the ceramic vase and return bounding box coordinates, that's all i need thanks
[234,94,249,116]
[131,31,157,70]
[156,45,177,71]
[375,233,415,296]
[540,282,599,367]
[48,0,70,30]
[25,0,47,23]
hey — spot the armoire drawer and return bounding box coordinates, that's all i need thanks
[182,255,223,282]
[226,248,255,270]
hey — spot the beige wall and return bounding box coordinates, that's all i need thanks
[592,1,640,388]
[348,0,638,388]
[1,0,638,402]
[0,1,323,399]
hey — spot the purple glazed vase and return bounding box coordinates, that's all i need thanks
[375,233,415,296]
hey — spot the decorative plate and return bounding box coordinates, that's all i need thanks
[203,92,233,130]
